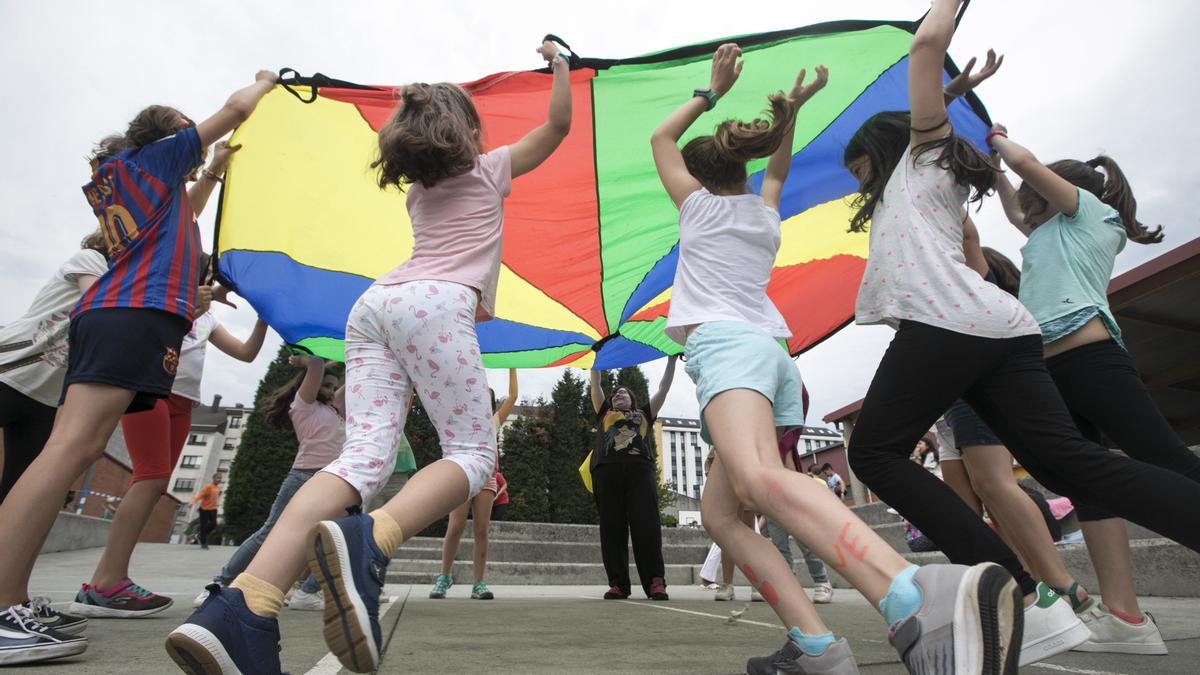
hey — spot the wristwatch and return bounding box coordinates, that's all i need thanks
[693,87,717,111]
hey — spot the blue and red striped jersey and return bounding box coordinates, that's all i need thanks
[76,127,203,320]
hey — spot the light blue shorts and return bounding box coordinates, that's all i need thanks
[683,321,805,444]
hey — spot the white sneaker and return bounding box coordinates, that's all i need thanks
[1020,583,1091,666]
[812,583,833,604]
[714,584,735,601]
[287,588,325,611]
[192,588,212,608]
[1073,600,1167,655]
[750,588,764,602]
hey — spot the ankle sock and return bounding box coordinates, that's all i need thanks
[369,509,404,554]
[230,573,284,618]
[1109,607,1145,625]
[92,579,129,597]
[788,627,836,656]
[879,565,922,627]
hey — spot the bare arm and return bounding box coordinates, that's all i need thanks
[195,71,278,148]
[961,212,988,278]
[991,154,1029,234]
[761,66,829,210]
[908,0,961,146]
[495,368,519,426]
[649,354,678,418]
[208,318,269,362]
[509,42,572,179]
[651,43,743,209]
[187,142,241,217]
[76,275,98,294]
[990,128,1079,223]
[289,355,325,404]
[589,369,605,414]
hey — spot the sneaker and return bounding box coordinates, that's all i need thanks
[648,577,669,601]
[0,604,88,665]
[887,563,1021,675]
[23,597,88,635]
[165,584,283,675]
[429,574,452,599]
[746,637,860,675]
[1073,599,1167,655]
[714,583,735,601]
[287,588,325,611]
[471,581,494,600]
[1020,583,1091,666]
[813,583,834,605]
[751,588,765,602]
[603,585,629,600]
[192,588,213,608]
[68,578,173,618]
[308,512,389,673]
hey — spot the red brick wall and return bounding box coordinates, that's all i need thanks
[64,454,181,543]
[800,444,855,503]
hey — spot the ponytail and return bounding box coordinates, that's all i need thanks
[1085,155,1162,244]
[682,92,797,193]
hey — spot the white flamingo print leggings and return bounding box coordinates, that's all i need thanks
[322,280,497,501]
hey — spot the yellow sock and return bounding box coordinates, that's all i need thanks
[369,509,404,555]
[230,573,284,618]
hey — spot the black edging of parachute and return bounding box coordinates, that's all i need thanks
[211,173,229,289]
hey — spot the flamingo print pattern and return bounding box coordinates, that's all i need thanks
[322,280,497,500]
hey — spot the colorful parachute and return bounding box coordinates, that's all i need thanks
[215,16,991,368]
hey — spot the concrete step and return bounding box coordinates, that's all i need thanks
[480,521,710,545]
[386,559,699,587]
[850,501,901,527]
[42,512,111,553]
[397,537,709,565]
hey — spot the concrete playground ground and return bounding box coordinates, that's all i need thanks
[26,544,1200,674]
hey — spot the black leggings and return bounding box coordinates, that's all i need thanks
[593,461,665,596]
[849,322,1200,597]
[0,382,57,504]
[1047,340,1200,521]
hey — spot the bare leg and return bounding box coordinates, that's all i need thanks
[1081,519,1142,617]
[0,383,134,604]
[470,489,495,582]
[441,501,469,577]
[938,459,981,516]
[90,477,169,588]
[721,547,736,585]
[705,390,910,607]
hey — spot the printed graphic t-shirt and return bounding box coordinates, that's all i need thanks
[594,401,656,467]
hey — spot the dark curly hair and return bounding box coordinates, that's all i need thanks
[372,83,483,190]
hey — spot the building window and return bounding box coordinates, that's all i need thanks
[180,455,202,469]
[188,434,205,446]
[174,479,196,492]
[228,416,242,428]
[218,460,231,473]
[223,442,235,450]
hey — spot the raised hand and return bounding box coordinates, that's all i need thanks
[788,65,829,106]
[210,141,242,172]
[255,70,279,85]
[536,40,560,63]
[708,43,743,98]
[288,354,323,367]
[212,283,237,309]
[195,285,213,317]
[945,49,1004,96]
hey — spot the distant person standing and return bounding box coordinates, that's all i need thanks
[192,473,222,549]
[819,464,847,500]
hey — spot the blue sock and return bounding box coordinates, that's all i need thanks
[879,564,922,627]
[787,627,836,656]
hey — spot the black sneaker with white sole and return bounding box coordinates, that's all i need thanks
[23,597,88,635]
[0,604,88,665]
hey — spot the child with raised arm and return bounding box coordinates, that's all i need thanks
[0,71,276,666]
[841,0,1200,669]
[651,43,1018,675]
[989,127,1186,654]
[168,41,571,674]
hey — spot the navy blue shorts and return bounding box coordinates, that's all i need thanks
[63,308,189,413]
[944,399,1002,449]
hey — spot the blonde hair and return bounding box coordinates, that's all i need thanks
[372,83,483,190]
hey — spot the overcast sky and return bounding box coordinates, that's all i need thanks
[2,1,1197,425]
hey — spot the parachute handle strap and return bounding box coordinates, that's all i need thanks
[542,34,578,68]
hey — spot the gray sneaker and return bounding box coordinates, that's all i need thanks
[746,638,859,675]
[887,563,1021,675]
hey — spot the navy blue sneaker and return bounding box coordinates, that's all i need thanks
[165,584,283,675]
[308,513,389,673]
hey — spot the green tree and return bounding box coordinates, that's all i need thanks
[546,370,597,524]
[501,398,552,522]
[223,346,302,542]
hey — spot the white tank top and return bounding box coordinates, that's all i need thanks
[665,188,792,346]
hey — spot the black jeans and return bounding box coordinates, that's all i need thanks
[198,508,218,546]
[1047,340,1200,521]
[850,322,1200,597]
[593,461,665,596]
[0,382,57,504]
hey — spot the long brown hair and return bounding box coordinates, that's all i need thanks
[372,83,483,190]
[681,93,798,194]
[80,229,111,256]
[92,105,191,164]
[981,247,1021,297]
[265,366,336,429]
[1016,156,1162,244]
[843,111,997,233]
